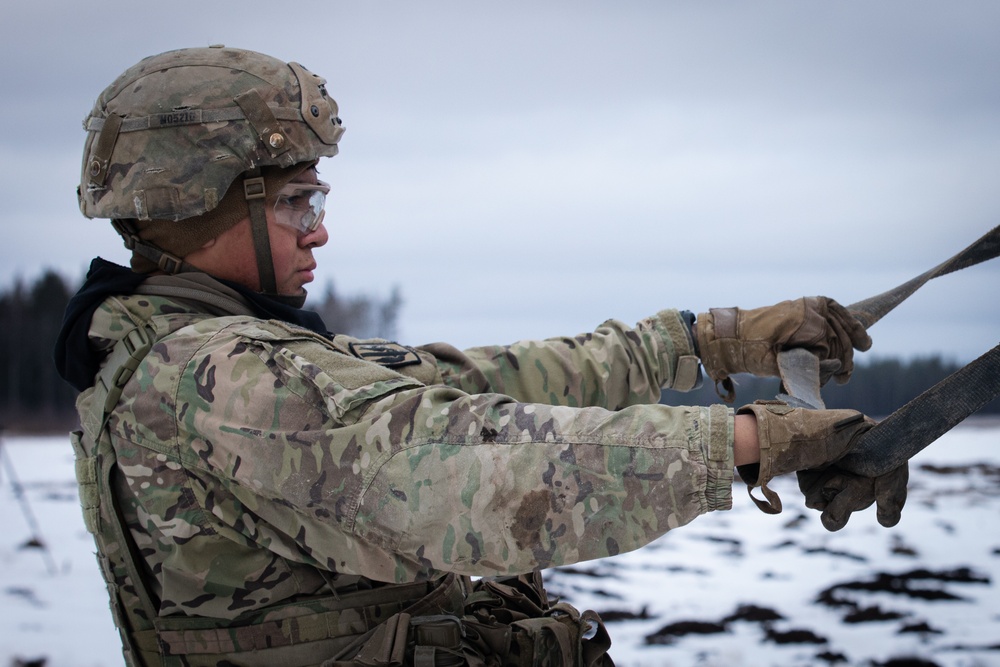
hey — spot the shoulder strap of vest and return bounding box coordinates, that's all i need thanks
[96,325,157,420]
[78,324,160,666]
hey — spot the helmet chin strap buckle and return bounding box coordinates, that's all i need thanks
[156,251,184,275]
[244,176,266,201]
[111,218,184,275]
[111,218,139,250]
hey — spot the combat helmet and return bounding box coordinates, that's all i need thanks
[79,45,344,296]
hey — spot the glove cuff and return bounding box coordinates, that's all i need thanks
[697,308,742,402]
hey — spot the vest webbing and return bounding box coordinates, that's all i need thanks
[75,323,468,666]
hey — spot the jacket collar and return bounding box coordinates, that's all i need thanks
[54,258,330,392]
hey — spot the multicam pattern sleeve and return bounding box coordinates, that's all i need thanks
[416,309,699,407]
[112,308,732,589]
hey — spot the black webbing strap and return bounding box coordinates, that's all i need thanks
[775,225,1000,474]
[778,224,1000,410]
[838,342,1000,477]
[849,225,1000,330]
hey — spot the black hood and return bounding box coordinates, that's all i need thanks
[54,258,330,392]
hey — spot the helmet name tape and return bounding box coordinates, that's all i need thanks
[156,110,200,127]
[84,106,305,134]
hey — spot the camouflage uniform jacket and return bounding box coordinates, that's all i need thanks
[73,272,734,623]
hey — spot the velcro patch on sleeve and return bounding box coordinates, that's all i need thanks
[348,342,422,368]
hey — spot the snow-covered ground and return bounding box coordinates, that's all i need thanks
[1,420,998,667]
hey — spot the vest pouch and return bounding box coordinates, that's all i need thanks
[411,615,467,666]
[464,575,614,667]
[507,603,612,667]
[315,571,614,667]
[467,574,547,625]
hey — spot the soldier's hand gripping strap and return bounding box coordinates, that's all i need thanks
[736,400,874,515]
[769,227,1000,530]
[697,297,871,402]
[797,462,909,531]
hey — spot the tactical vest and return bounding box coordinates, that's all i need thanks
[73,322,614,666]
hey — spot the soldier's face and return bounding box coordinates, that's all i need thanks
[184,168,329,296]
[266,169,330,296]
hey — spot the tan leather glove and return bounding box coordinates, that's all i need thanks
[797,463,908,531]
[697,297,872,401]
[737,400,875,514]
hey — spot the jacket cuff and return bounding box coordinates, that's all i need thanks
[702,404,735,512]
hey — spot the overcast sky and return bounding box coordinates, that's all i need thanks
[2,1,997,362]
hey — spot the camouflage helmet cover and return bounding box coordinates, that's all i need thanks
[79,45,344,222]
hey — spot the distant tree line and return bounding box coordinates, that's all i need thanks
[0,271,403,434]
[1,271,77,433]
[0,271,995,434]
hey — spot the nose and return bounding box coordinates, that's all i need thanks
[300,211,329,248]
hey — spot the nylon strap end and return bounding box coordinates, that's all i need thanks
[748,482,783,515]
[714,377,736,404]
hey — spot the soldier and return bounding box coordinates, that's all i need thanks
[55,46,907,666]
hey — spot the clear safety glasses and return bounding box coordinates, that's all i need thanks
[273,180,331,235]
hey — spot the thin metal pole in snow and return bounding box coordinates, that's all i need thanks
[0,427,59,575]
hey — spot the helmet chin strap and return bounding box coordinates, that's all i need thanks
[243,168,278,296]
[116,169,310,308]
